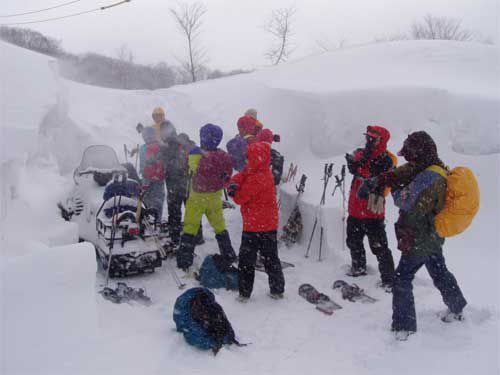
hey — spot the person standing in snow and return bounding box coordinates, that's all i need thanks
[228,141,285,301]
[359,131,467,340]
[139,126,166,221]
[176,124,236,272]
[152,106,176,141]
[226,112,263,172]
[344,125,395,289]
[158,122,186,246]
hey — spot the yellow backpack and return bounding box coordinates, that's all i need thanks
[426,165,480,237]
[383,151,398,197]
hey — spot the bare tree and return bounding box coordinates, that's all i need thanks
[411,14,475,41]
[115,44,134,89]
[264,5,297,65]
[170,1,207,83]
[315,34,348,52]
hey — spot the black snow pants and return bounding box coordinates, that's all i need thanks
[346,216,395,284]
[238,231,285,298]
[165,175,186,244]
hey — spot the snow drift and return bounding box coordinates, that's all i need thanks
[1,39,499,375]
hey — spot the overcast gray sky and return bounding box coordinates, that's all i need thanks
[2,0,498,70]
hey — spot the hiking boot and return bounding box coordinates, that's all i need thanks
[237,295,250,303]
[394,330,415,341]
[440,309,464,323]
[268,292,284,300]
[346,267,367,277]
[376,280,393,293]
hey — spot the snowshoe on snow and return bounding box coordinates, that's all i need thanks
[99,283,152,305]
[346,267,367,277]
[394,330,414,341]
[298,283,342,315]
[332,280,377,303]
[440,309,464,323]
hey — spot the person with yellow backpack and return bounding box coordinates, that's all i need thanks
[359,131,479,341]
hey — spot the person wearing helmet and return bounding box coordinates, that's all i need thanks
[152,106,176,141]
[344,125,395,290]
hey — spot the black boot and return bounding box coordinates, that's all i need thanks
[176,233,197,270]
[215,230,236,267]
[195,223,205,245]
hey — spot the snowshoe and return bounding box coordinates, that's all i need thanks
[237,295,250,303]
[440,309,464,323]
[376,280,393,293]
[394,330,414,341]
[99,287,123,303]
[298,283,342,315]
[346,267,367,277]
[332,280,377,303]
[115,282,152,306]
[268,292,284,300]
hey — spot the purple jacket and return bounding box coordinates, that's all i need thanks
[190,147,233,193]
[226,135,248,172]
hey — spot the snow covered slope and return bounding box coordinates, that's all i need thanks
[1,40,499,375]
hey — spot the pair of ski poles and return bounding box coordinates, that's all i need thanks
[305,163,334,261]
[138,189,186,289]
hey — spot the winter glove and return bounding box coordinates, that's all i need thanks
[273,134,281,143]
[345,153,359,175]
[357,177,378,200]
[136,122,144,134]
[367,193,385,215]
[226,182,239,198]
[394,218,415,253]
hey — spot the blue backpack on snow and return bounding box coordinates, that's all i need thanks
[173,287,245,355]
[197,254,239,290]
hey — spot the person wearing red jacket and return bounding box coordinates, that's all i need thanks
[228,141,285,301]
[345,125,395,289]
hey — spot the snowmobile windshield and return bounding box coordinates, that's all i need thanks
[77,145,125,174]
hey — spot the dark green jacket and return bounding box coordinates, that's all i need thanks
[390,163,447,256]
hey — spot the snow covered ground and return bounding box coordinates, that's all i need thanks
[1,40,499,375]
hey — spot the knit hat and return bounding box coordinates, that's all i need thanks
[200,124,223,151]
[244,108,258,119]
[398,131,443,168]
[152,107,165,117]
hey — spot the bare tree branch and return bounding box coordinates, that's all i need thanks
[264,5,297,65]
[170,1,207,82]
[411,14,475,41]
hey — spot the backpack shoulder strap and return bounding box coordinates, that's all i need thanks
[426,165,448,179]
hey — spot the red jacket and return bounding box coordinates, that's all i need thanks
[348,126,393,220]
[230,142,278,232]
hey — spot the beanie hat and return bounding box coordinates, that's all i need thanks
[200,124,223,151]
[244,108,258,119]
[152,107,165,117]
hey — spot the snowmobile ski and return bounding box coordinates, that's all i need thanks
[332,280,377,303]
[298,283,342,315]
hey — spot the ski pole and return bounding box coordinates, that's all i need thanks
[340,165,346,251]
[134,143,139,171]
[305,216,318,258]
[143,218,185,289]
[318,226,324,261]
[123,144,129,163]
